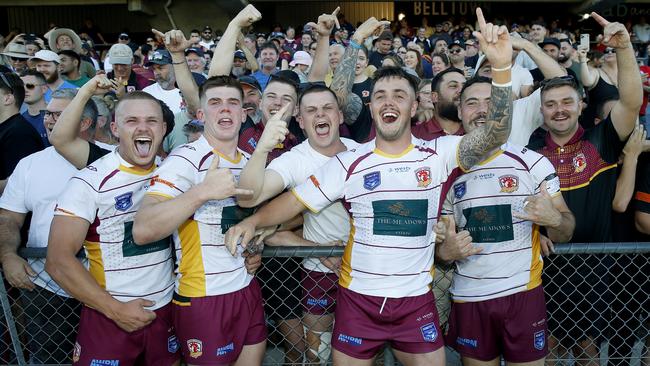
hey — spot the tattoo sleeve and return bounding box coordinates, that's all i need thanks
[330,45,363,124]
[458,84,513,171]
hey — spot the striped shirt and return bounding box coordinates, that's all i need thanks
[441,143,560,302]
[293,135,462,298]
[54,150,174,310]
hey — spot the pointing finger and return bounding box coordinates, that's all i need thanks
[151,29,165,38]
[590,12,610,27]
[476,8,487,33]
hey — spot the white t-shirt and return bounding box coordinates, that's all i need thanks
[514,51,538,71]
[267,138,359,272]
[510,88,543,147]
[512,64,534,99]
[0,147,80,296]
[142,83,184,114]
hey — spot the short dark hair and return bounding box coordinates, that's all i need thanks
[298,84,339,109]
[532,20,547,29]
[460,76,491,101]
[190,29,200,35]
[431,67,464,93]
[19,69,46,84]
[116,91,175,137]
[431,52,450,66]
[259,42,278,54]
[373,66,419,96]
[58,50,81,70]
[0,72,25,107]
[540,75,580,97]
[199,75,244,102]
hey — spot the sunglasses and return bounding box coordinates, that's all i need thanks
[24,83,43,90]
[9,56,27,61]
[44,110,62,120]
[119,36,129,40]
[604,48,615,54]
[0,73,13,94]
[450,48,463,54]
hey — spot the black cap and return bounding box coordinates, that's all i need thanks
[238,75,262,92]
[538,37,561,50]
[185,47,204,57]
[203,26,212,31]
[450,40,463,48]
[377,30,393,41]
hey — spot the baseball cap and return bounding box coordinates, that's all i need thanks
[119,33,129,40]
[108,43,133,65]
[450,40,463,49]
[238,75,262,92]
[377,30,393,41]
[145,49,173,66]
[234,50,246,60]
[270,32,285,40]
[185,47,204,57]
[30,50,60,63]
[203,26,212,32]
[539,38,561,49]
[289,51,312,67]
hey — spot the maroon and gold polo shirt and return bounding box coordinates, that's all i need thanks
[237,121,299,163]
[412,117,465,141]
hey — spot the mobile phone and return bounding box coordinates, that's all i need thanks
[580,34,590,49]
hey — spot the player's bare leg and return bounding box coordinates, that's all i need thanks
[332,349,375,366]
[392,346,446,366]
[508,358,545,366]
[234,341,266,366]
[462,356,500,366]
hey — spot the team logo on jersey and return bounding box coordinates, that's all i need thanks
[499,175,519,193]
[73,342,81,363]
[420,322,439,342]
[168,335,179,353]
[363,171,381,190]
[453,182,466,199]
[415,167,432,187]
[126,85,136,93]
[362,90,370,98]
[187,339,203,358]
[534,330,545,350]
[114,192,134,211]
[573,153,587,173]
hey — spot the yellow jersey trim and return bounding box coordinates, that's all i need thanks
[373,144,414,158]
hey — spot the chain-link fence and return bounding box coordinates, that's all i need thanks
[1,244,649,366]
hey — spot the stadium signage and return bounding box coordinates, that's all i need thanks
[412,2,490,16]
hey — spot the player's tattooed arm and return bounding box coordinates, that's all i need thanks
[458,83,512,170]
[330,45,363,124]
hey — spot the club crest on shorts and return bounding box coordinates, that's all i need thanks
[114,192,133,211]
[573,153,587,173]
[499,175,519,193]
[73,341,81,363]
[363,171,381,191]
[420,322,439,342]
[534,330,545,350]
[415,167,432,188]
[168,335,179,353]
[453,182,466,199]
[187,338,203,358]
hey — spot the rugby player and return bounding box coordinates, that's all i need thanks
[438,75,575,366]
[225,9,514,365]
[46,86,180,365]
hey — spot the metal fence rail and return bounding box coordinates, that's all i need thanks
[1,244,649,366]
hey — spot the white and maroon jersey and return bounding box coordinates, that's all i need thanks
[268,138,359,273]
[53,150,174,310]
[441,142,560,302]
[292,135,462,298]
[146,135,253,298]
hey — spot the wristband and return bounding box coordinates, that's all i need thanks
[349,40,362,49]
[491,64,512,72]
[492,81,512,88]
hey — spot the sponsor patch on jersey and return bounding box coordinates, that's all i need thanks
[362,90,370,98]
[338,334,362,346]
[248,137,257,149]
[122,221,170,257]
[90,360,119,366]
[309,175,320,187]
[457,337,478,348]
[573,153,587,173]
[499,175,519,193]
[114,191,133,211]
[168,335,179,353]
[420,322,439,342]
[363,171,381,190]
[187,338,203,358]
[126,85,136,93]
[415,167,432,188]
[73,342,81,363]
[534,330,545,350]
[373,200,428,236]
[453,182,466,199]
[462,204,514,243]
[221,206,255,234]
[216,342,234,356]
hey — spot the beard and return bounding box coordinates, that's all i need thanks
[46,72,59,84]
[232,66,247,77]
[558,54,569,63]
[437,100,461,122]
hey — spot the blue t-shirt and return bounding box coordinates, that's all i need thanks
[44,80,78,102]
[251,69,278,91]
[21,110,49,147]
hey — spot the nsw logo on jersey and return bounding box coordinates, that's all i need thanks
[420,322,439,342]
[415,167,432,188]
[363,171,381,190]
[453,182,466,199]
[114,192,133,211]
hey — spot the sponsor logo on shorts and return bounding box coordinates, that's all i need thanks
[216,342,235,356]
[306,298,328,307]
[337,334,362,346]
[72,342,81,363]
[114,191,134,211]
[534,330,545,350]
[420,322,439,343]
[90,360,119,366]
[456,337,478,348]
[416,312,434,322]
[168,335,179,353]
[363,171,381,191]
[454,182,466,199]
[187,338,203,358]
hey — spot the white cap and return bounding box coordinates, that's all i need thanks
[289,51,312,67]
[30,50,60,63]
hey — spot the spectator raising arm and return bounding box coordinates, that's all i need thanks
[511,36,567,79]
[208,4,262,78]
[577,46,599,89]
[307,7,340,82]
[237,32,259,72]
[613,125,650,212]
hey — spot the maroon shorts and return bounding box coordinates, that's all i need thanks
[302,270,338,315]
[445,285,548,363]
[172,279,267,365]
[332,286,444,359]
[73,303,180,366]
